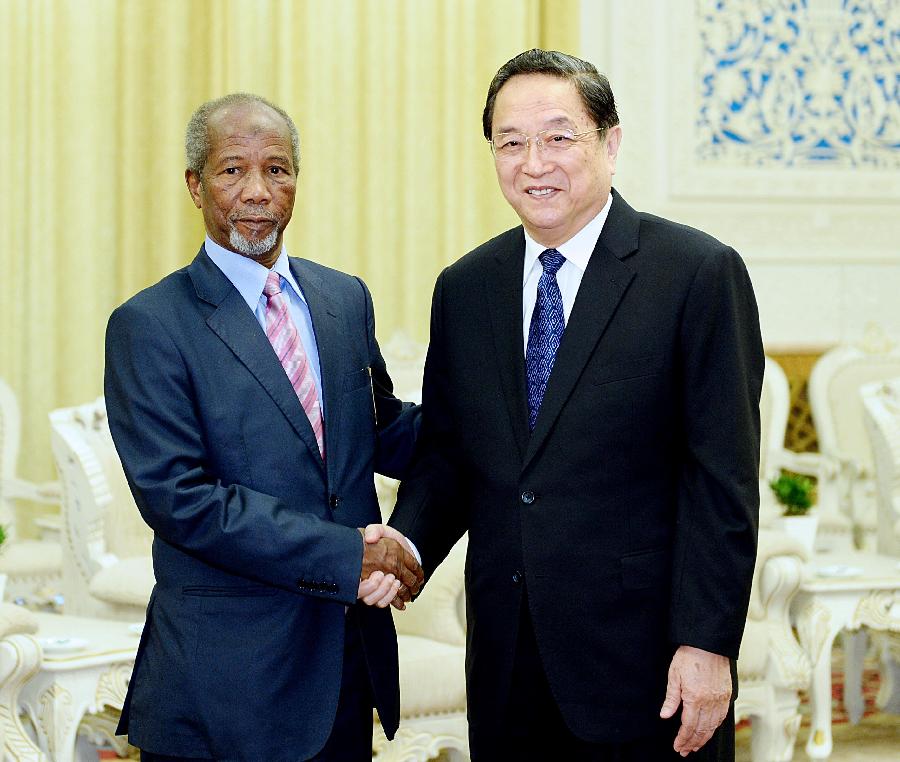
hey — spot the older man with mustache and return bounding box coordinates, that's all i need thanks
[104,93,422,762]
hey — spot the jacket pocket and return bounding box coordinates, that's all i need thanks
[620,548,670,590]
[591,354,664,386]
[344,366,370,392]
[182,585,278,597]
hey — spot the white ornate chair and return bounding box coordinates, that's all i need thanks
[49,398,154,620]
[859,377,900,716]
[372,332,469,760]
[373,532,468,762]
[735,529,811,762]
[861,377,900,557]
[758,357,823,529]
[808,326,900,549]
[0,376,63,601]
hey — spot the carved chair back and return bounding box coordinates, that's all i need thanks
[49,397,152,586]
[760,357,791,483]
[809,333,900,475]
[861,378,900,556]
[808,330,900,543]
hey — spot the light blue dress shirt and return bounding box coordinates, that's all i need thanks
[203,236,325,412]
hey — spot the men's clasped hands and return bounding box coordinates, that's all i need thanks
[357,524,423,610]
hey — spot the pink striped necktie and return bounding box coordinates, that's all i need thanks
[263,271,325,458]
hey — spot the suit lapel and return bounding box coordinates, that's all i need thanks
[189,249,326,474]
[522,190,640,472]
[485,229,530,461]
[289,257,344,475]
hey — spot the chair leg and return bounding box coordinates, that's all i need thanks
[750,687,801,762]
[877,633,900,714]
[842,629,868,725]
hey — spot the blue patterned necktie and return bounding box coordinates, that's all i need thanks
[526,248,566,430]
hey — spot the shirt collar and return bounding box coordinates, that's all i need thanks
[522,192,614,283]
[203,235,306,311]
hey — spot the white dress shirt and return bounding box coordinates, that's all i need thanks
[522,193,613,353]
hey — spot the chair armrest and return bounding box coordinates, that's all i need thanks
[33,514,61,533]
[742,531,810,688]
[747,528,806,621]
[776,450,822,477]
[1,477,61,505]
[0,603,38,639]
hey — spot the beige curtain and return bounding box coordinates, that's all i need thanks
[0,0,579,525]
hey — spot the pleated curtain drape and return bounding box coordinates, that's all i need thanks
[0,0,580,529]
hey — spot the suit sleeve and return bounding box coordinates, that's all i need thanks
[388,271,469,578]
[355,277,421,479]
[104,302,364,605]
[669,247,764,659]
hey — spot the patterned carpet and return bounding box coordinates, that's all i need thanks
[736,649,900,760]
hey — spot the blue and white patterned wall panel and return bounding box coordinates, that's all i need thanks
[696,0,900,168]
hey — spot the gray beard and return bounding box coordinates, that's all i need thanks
[228,225,280,260]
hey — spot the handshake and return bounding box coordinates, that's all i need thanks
[356,524,424,610]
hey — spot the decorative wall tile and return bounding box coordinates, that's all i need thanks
[696,0,900,169]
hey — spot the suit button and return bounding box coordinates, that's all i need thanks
[329,494,340,509]
[520,491,535,505]
[512,571,523,584]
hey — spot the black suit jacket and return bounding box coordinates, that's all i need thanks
[105,247,418,761]
[390,190,763,743]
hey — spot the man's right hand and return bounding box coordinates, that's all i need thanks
[358,529,424,608]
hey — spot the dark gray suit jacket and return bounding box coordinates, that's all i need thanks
[105,247,418,760]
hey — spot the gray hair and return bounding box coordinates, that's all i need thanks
[482,49,618,140]
[185,93,300,177]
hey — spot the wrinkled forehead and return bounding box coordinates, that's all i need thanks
[207,102,291,146]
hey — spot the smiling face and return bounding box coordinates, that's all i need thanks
[186,102,296,267]
[490,73,621,248]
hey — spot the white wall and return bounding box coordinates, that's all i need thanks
[581,0,900,352]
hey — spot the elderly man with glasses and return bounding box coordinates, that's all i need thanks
[373,49,763,761]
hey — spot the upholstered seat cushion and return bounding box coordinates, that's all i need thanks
[88,555,154,606]
[397,634,466,717]
[394,536,467,646]
[0,540,62,576]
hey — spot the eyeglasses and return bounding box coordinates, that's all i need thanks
[488,127,604,159]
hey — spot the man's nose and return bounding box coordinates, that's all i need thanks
[240,168,272,203]
[521,139,551,175]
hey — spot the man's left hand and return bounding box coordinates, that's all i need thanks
[659,645,731,756]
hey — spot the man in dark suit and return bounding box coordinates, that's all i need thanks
[378,50,763,760]
[105,93,423,762]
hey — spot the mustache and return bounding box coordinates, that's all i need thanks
[228,206,280,224]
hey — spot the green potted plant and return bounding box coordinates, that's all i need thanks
[770,472,818,554]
